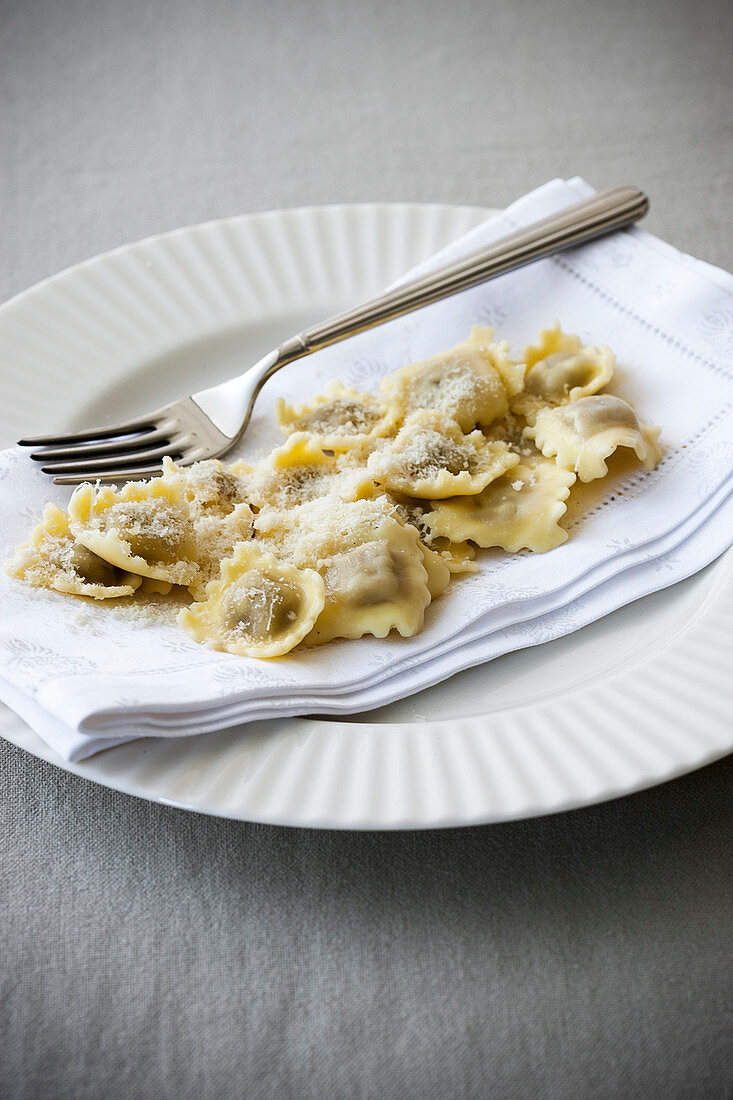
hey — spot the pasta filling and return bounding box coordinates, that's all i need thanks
[180,544,325,658]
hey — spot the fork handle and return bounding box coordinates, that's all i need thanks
[196,186,648,442]
[283,185,648,357]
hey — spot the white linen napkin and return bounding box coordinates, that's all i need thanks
[1,178,732,761]
[3,480,731,762]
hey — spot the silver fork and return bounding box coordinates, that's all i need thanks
[19,186,648,484]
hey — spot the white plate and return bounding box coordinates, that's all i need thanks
[1,203,731,828]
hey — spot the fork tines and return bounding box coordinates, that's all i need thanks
[18,414,185,483]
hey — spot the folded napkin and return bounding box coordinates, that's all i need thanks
[1,178,732,761]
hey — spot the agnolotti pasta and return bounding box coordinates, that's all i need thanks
[424,461,576,553]
[7,323,663,658]
[180,543,325,658]
[276,381,397,452]
[305,523,433,645]
[366,410,519,499]
[4,503,144,599]
[247,433,374,509]
[511,322,615,421]
[68,479,201,586]
[379,326,525,431]
[528,394,662,482]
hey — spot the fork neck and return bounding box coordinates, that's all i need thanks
[270,334,311,376]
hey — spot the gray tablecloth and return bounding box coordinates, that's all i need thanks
[1,1,732,1097]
